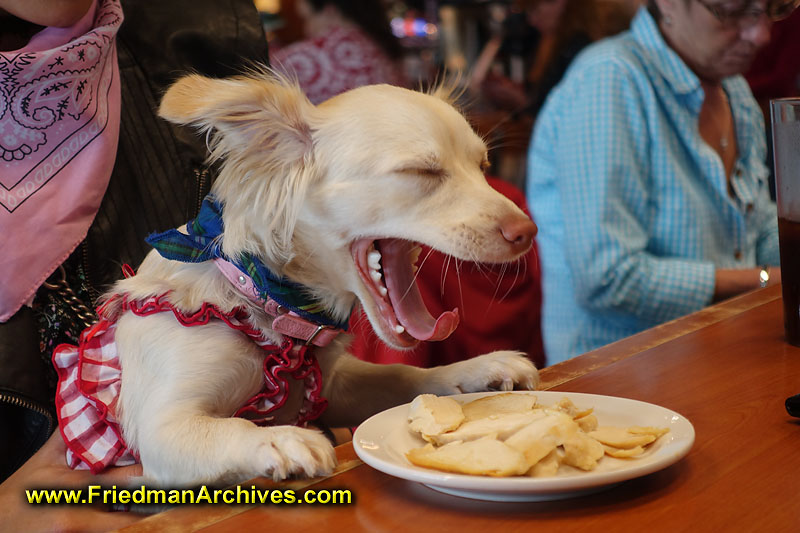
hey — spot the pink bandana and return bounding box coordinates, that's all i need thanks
[0,0,123,321]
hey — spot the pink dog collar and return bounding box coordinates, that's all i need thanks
[214,258,341,347]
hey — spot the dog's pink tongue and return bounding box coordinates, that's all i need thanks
[379,239,459,341]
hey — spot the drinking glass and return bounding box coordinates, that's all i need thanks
[771,98,800,347]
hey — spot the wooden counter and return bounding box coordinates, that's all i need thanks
[121,285,800,532]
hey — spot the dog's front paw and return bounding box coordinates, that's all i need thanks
[421,350,539,395]
[254,426,337,481]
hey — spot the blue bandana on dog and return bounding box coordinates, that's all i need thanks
[146,196,349,330]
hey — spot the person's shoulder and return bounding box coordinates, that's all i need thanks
[533,33,652,139]
[541,32,653,111]
[567,32,648,80]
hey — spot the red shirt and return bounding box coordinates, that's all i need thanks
[348,178,545,368]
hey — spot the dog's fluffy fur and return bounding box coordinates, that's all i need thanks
[108,72,539,487]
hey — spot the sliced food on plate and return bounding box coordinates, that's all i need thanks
[405,393,669,477]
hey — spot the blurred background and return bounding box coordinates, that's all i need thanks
[253,0,641,189]
[253,0,800,192]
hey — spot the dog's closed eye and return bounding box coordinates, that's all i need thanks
[393,153,451,180]
[414,167,448,178]
[395,164,449,180]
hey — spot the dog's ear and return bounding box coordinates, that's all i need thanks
[160,72,317,269]
[159,72,314,164]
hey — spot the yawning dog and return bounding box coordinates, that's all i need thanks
[54,71,539,487]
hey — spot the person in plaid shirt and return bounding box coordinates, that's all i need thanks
[527,1,796,364]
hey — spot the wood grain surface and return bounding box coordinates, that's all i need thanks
[119,285,800,532]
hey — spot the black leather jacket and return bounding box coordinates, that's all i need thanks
[0,0,268,481]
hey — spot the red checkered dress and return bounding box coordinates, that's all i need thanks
[52,294,327,474]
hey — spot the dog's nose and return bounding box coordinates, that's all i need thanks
[499,216,537,254]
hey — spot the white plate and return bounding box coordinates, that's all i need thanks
[353,391,694,502]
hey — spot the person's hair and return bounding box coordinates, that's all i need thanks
[306,0,403,60]
[519,0,605,83]
[555,0,603,43]
[647,0,694,22]
[647,0,663,21]
[520,0,603,44]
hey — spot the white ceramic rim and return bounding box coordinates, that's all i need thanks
[353,391,695,499]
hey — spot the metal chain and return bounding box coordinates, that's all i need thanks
[41,265,97,330]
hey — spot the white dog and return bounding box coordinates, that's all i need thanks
[54,72,539,487]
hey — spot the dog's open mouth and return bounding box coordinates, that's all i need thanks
[352,238,459,347]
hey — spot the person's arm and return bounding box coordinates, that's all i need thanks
[755,206,781,265]
[544,60,716,324]
[713,266,781,301]
[753,173,781,270]
[0,432,144,532]
[745,78,783,270]
[0,0,92,27]
[714,164,782,300]
[711,83,782,301]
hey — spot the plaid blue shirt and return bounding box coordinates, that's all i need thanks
[526,7,780,365]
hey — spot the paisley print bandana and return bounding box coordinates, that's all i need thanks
[0,0,123,322]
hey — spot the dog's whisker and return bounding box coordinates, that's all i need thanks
[481,126,507,146]
[415,247,436,280]
[351,309,371,332]
[475,259,495,284]
[519,254,529,282]
[455,257,465,315]
[440,254,453,296]
[489,264,505,306]
[479,112,520,144]
[486,140,528,152]
[497,261,521,304]
[403,247,437,301]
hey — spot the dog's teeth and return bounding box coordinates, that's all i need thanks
[412,265,418,274]
[368,251,382,270]
[410,246,422,265]
[379,286,388,296]
[370,270,382,282]
[394,325,405,334]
